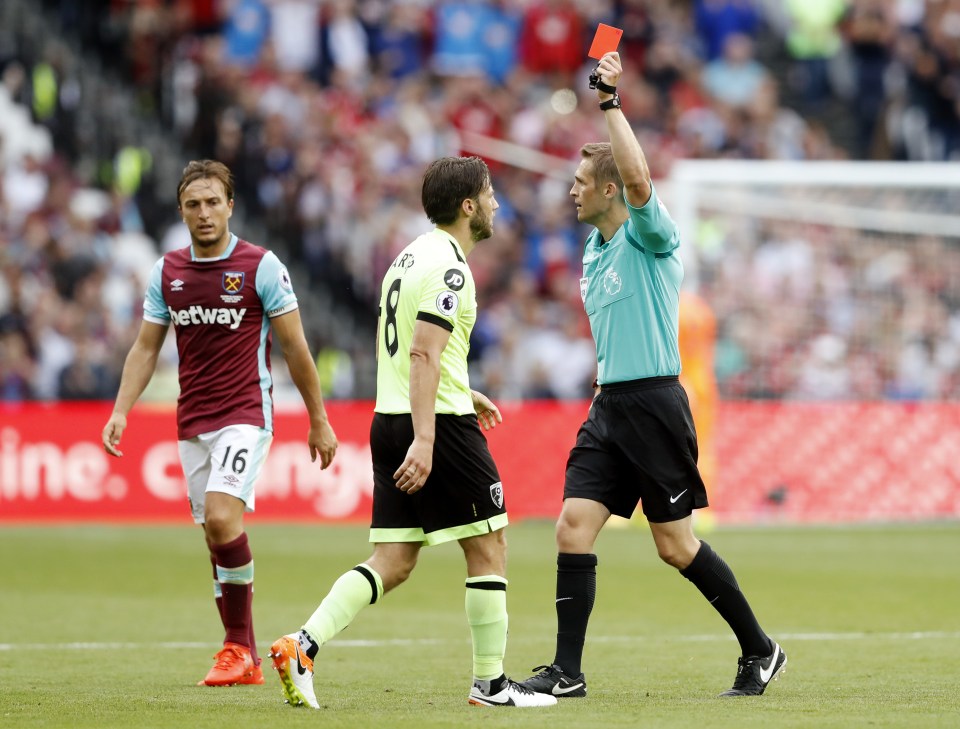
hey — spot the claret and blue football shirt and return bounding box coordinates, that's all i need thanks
[142,234,297,438]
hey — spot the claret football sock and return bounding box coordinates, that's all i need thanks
[213,532,255,657]
[209,552,225,621]
[211,546,259,665]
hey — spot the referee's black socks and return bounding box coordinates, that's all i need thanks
[680,540,772,657]
[554,552,598,676]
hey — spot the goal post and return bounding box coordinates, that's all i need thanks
[664,160,960,523]
[666,160,960,295]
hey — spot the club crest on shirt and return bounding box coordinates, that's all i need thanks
[223,272,245,293]
[490,481,503,509]
[221,271,245,303]
[603,269,622,296]
[436,291,459,317]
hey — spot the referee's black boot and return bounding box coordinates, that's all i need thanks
[518,664,587,698]
[719,642,787,697]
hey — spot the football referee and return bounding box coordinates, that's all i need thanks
[519,51,786,699]
[269,157,555,709]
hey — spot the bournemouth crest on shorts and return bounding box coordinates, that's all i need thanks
[490,481,504,509]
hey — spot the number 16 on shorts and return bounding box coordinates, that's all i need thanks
[179,424,273,521]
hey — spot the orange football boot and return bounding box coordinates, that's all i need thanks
[198,643,257,686]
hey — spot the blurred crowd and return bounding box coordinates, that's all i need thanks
[701,215,960,401]
[1,0,959,403]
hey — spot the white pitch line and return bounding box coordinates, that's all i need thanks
[0,638,447,651]
[1,631,957,652]
[590,631,960,643]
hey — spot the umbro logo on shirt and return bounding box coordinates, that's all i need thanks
[170,279,185,291]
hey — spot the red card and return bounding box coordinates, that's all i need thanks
[588,23,623,60]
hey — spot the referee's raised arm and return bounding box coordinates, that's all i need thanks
[595,51,652,208]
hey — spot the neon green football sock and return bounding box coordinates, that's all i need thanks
[465,575,508,681]
[302,564,383,646]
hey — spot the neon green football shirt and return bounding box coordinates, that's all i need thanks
[375,228,476,415]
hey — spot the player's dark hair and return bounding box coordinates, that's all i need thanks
[177,159,235,206]
[580,143,624,196]
[421,157,490,225]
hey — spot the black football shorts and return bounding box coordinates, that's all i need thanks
[370,412,508,545]
[563,376,708,522]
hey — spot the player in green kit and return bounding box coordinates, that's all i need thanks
[269,157,556,709]
[519,52,786,699]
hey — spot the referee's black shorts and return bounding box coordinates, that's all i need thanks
[563,376,708,522]
[369,412,508,546]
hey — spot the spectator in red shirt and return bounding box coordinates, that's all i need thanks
[520,0,584,76]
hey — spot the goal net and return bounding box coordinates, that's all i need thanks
[667,160,960,403]
[665,160,960,523]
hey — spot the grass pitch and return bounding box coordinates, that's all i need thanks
[1,521,958,729]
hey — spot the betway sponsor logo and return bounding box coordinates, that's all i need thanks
[168,305,246,329]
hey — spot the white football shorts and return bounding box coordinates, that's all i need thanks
[178,424,273,524]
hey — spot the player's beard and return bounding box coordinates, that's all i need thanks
[470,206,494,242]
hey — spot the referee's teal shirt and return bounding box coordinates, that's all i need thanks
[580,184,683,384]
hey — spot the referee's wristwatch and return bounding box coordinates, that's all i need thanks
[599,93,621,111]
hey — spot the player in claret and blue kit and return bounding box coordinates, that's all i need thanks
[102,159,338,687]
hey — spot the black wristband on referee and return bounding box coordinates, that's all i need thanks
[595,79,617,94]
[599,93,621,111]
[588,67,616,95]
